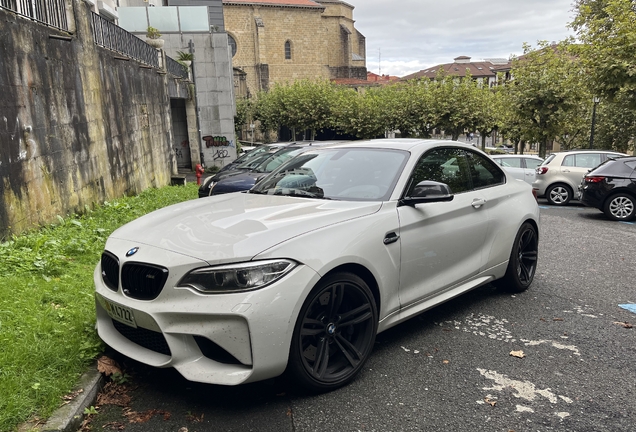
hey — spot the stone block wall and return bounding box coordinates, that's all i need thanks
[0,0,175,239]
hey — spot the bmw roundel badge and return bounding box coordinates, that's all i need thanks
[126,247,139,257]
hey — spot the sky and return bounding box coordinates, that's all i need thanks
[352,0,577,77]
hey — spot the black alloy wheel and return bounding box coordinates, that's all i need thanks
[495,222,538,293]
[546,184,572,206]
[604,193,636,221]
[288,272,378,392]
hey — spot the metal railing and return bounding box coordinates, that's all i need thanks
[0,0,69,30]
[165,56,189,79]
[91,12,158,68]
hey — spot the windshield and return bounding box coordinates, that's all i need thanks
[251,148,409,201]
[237,146,304,172]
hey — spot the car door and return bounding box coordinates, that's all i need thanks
[561,153,602,190]
[523,157,542,184]
[495,157,526,182]
[397,147,491,307]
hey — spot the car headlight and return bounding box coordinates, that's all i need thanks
[177,259,297,293]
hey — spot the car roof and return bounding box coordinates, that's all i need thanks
[491,154,543,159]
[550,149,625,155]
[307,138,477,152]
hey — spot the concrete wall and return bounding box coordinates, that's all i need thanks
[0,0,176,239]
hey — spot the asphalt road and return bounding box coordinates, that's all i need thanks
[84,201,636,432]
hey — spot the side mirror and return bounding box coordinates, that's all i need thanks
[399,180,454,207]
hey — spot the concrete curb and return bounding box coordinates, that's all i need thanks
[40,366,105,432]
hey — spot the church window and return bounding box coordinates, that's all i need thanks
[228,34,237,58]
[285,41,292,60]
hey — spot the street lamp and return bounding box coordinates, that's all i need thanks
[589,96,600,149]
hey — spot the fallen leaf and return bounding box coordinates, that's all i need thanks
[124,408,169,423]
[286,408,293,417]
[178,428,188,432]
[540,318,546,322]
[97,356,122,377]
[442,360,450,364]
[62,388,84,402]
[185,412,204,423]
[553,317,564,321]
[102,421,126,430]
[613,321,633,329]
[510,350,526,358]
[484,397,497,407]
[97,382,131,407]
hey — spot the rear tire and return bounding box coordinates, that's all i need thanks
[287,272,378,393]
[603,193,636,221]
[545,184,572,206]
[495,222,538,293]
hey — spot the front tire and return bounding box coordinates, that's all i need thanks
[287,272,378,392]
[495,222,538,293]
[604,193,636,221]
[545,184,572,206]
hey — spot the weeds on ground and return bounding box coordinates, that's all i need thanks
[0,183,199,432]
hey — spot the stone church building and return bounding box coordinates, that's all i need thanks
[223,0,367,98]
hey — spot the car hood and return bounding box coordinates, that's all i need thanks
[109,193,382,264]
[212,172,262,195]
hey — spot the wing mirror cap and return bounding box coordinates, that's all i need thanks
[399,180,454,206]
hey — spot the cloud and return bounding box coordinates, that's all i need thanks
[353,0,576,77]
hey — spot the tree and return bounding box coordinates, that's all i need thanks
[429,73,482,141]
[506,41,589,157]
[571,0,636,106]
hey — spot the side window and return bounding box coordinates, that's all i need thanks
[575,153,601,168]
[503,157,522,168]
[465,151,505,189]
[405,148,471,196]
[525,159,542,169]
[562,155,575,166]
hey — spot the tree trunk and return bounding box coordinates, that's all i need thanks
[538,138,548,158]
[481,133,487,151]
[519,140,525,155]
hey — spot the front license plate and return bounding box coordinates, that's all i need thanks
[101,297,137,328]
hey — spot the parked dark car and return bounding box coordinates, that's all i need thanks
[579,156,636,221]
[206,141,343,196]
[198,143,294,198]
[199,141,344,198]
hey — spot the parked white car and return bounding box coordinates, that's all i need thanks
[94,139,540,392]
[491,154,544,185]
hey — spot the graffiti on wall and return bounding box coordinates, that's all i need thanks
[202,135,235,161]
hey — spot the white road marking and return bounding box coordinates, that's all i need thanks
[516,405,535,413]
[521,339,581,356]
[478,369,573,405]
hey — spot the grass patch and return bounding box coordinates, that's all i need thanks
[0,183,199,432]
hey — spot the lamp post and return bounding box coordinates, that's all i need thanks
[589,96,600,149]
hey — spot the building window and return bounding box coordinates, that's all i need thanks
[228,34,237,58]
[285,40,292,60]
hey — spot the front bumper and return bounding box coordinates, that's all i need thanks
[94,259,320,385]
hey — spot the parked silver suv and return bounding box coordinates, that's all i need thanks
[533,150,626,205]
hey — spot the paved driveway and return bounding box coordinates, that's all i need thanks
[83,202,636,432]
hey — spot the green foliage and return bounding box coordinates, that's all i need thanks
[0,184,199,432]
[146,26,161,39]
[84,406,99,416]
[176,51,193,61]
[504,41,590,157]
[234,98,253,135]
[571,0,636,105]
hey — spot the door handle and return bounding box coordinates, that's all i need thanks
[383,232,400,245]
[562,169,570,173]
[471,198,487,208]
